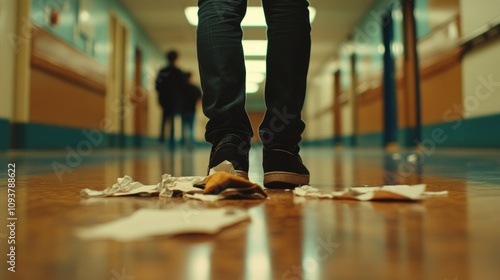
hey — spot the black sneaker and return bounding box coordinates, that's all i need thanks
[208,134,250,179]
[263,147,309,189]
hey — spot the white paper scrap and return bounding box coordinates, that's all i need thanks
[184,193,221,202]
[350,184,426,201]
[293,185,334,198]
[76,208,249,241]
[81,176,160,197]
[423,190,449,196]
[294,184,436,201]
[159,174,205,197]
[81,161,265,200]
[209,160,236,175]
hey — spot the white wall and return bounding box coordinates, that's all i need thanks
[304,65,353,141]
[460,0,500,35]
[461,43,500,119]
[0,0,17,120]
[304,64,335,141]
[304,81,321,140]
[460,0,500,119]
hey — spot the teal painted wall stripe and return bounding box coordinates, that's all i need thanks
[357,132,383,147]
[302,138,335,147]
[12,123,109,149]
[421,114,500,148]
[342,135,356,147]
[304,114,500,148]
[398,127,418,148]
[9,114,499,149]
[0,119,10,150]
[11,122,175,149]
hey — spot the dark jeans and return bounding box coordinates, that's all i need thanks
[197,0,311,149]
[159,109,175,148]
[181,111,196,145]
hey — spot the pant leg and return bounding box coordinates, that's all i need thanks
[197,0,253,144]
[187,112,196,144]
[181,112,187,145]
[259,0,311,149]
[159,108,168,142]
[169,115,175,149]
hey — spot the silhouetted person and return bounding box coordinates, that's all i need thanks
[155,50,186,149]
[197,0,311,188]
[180,72,202,149]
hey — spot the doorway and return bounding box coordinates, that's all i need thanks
[108,13,129,147]
[133,47,148,147]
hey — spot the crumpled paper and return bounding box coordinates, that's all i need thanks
[159,175,206,197]
[76,207,249,241]
[81,176,160,197]
[81,161,267,200]
[294,184,446,201]
[158,169,268,200]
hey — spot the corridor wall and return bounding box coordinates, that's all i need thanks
[7,0,164,149]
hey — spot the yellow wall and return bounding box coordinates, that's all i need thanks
[460,0,500,119]
[357,86,383,134]
[0,0,17,120]
[29,68,105,129]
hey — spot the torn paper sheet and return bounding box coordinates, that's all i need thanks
[184,193,221,202]
[159,175,206,197]
[76,208,249,241]
[159,160,238,197]
[81,161,267,200]
[294,184,435,201]
[202,171,267,197]
[81,176,160,197]
[292,185,334,199]
[209,160,236,175]
[423,190,449,196]
[167,171,267,200]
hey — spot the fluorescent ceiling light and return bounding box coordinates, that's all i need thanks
[80,11,90,22]
[246,72,266,83]
[243,40,267,56]
[245,60,266,73]
[246,82,260,94]
[185,6,316,27]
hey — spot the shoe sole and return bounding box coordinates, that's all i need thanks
[263,171,309,189]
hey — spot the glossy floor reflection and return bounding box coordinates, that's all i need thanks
[1,146,500,280]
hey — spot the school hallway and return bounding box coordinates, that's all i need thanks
[2,0,500,279]
[1,145,499,280]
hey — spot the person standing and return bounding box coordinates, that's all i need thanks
[155,50,186,149]
[197,0,311,188]
[180,72,202,149]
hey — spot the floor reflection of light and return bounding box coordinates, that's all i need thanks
[302,205,321,280]
[186,243,213,280]
[302,256,319,279]
[245,206,271,280]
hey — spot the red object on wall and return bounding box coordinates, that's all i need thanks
[50,9,59,26]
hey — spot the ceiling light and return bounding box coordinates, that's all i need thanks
[185,6,316,27]
[80,11,90,22]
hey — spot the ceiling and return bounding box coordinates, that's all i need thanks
[119,0,376,94]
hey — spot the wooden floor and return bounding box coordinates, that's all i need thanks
[1,146,500,280]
